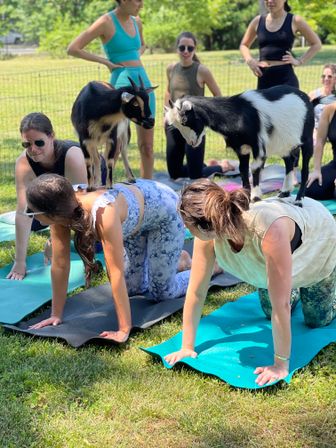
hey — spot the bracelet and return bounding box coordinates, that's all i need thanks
[274,353,290,362]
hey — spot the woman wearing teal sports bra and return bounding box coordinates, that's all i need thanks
[68,0,155,179]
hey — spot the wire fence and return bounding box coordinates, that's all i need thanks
[0,58,326,183]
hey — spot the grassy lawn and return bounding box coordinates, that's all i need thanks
[0,48,335,447]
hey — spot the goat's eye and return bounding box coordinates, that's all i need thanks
[133,101,139,107]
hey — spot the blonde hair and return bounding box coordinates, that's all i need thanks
[179,179,250,246]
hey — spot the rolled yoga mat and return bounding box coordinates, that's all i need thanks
[142,291,336,389]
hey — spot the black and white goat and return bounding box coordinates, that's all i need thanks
[165,85,314,205]
[71,77,156,187]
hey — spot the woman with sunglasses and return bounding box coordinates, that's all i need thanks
[164,31,234,180]
[306,102,336,200]
[308,64,336,133]
[240,1,321,90]
[67,0,155,179]
[26,174,191,342]
[7,112,88,281]
[164,179,336,386]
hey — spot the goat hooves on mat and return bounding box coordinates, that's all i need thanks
[294,200,303,207]
[251,196,262,203]
[278,191,291,198]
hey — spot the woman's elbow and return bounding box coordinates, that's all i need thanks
[67,43,78,57]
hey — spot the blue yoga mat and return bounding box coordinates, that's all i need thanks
[142,292,336,389]
[0,249,105,324]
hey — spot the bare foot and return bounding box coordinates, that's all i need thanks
[207,159,235,173]
[177,250,192,272]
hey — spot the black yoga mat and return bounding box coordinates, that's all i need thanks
[4,269,241,348]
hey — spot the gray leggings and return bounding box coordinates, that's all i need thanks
[258,267,336,328]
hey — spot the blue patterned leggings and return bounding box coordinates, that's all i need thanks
[123,181,190,300]
[258,266,336,328]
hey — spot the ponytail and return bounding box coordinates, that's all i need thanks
[284,1,291,12]
[179,179,250,245]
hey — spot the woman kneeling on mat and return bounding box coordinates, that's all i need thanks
[26,174,191,342]
[165,179,336,386]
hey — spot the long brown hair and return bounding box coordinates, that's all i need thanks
[26,174,97,286]
[179,179,250,246]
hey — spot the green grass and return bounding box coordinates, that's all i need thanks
[0,49,335,448]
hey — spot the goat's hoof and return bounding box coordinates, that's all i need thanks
[294,199,303,207]
[278,191,290,198]
[251,196,262,203]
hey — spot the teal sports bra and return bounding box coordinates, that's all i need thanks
[103,11,141,64]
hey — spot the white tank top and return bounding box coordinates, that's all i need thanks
[214,196,336,289]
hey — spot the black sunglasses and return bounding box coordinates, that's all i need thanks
[21,139,46,149]
[178,45,195,53]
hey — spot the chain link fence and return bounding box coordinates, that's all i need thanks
[0,58,325,183]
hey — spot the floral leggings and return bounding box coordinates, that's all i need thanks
[122,180,190,300]
[258,266,336,328]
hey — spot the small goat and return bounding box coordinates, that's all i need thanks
[71,77,156,187]
[165,85,314,205]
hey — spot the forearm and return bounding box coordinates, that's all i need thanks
[68,48,110,67]
[271,305,291,367]
[110,272,132,332]
[298,43,321,65]
[14,214,32,263]
[51,264,70,318]
[312,142,323,170]
[181,291,206,350]
[240,44,253,63]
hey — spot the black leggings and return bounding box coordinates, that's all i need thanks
[165,124,223,179]
[305,160,336,200]
[257,64,299,90]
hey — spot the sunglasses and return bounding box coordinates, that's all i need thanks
[321,74,333,79]
[178,45,195,53]
[21,205,45,218]
[21,139,46,149]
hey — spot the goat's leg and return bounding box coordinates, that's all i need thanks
[118,120,135,183]
[80,139,94,188]
[251,156,266,202]
[104,126,119,188]
[295,137,313,206]
[85,139,101,187]
[238,153,251,192]
[279,154,295,199]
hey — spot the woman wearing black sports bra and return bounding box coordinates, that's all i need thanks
[240,1,321,89]
[306,103,336,200]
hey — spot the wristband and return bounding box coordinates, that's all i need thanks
[274,353,290,362]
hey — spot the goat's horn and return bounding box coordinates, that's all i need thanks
[138,75,145,90]
[168,99,174,109]
[127,77,139,91]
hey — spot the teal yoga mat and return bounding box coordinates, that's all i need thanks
[142,292,336,389]
[0,212,16,242]
[0,249,105,324]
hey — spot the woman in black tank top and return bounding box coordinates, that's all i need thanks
[7,112,88,281]
[240,1,321,89]
[306,103,336,200]
[165,32,234,180]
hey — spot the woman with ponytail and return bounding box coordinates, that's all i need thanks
[164,31,234,179]
[165,178,336,386]
[26,174,191,343]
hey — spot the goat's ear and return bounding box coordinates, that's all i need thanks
[164,105,170,113]
[127,77,139,91]
[145,85,158,93]
[182,100,193,112]
[121,92,135,103]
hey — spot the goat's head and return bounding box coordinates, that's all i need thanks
[121,76,157,129]
[165,98,205,147]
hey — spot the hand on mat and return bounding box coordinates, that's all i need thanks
[164,348,197,366]
[6,261,26,280]
[44,238,52,265]
[254,365,288,386]
[307,169,322,188]
[29,316,62,329]
[100,329,130,343]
